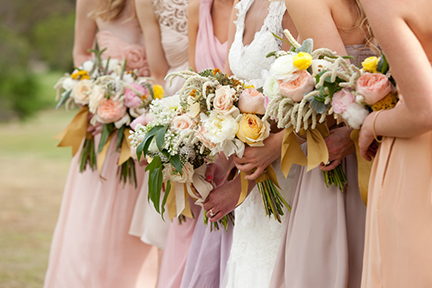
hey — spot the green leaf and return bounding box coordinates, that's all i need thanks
[295,38,314,54]
[271,32,292,46]
[148,167,163,214]
[143,83,154,99]
[145,155,162,172]
[266,51,278,59]
[136,140,146,162]
[377,53,389,74]
[116,126,125,151]
[98,123,115,153]
[169,154,182,176]
[141,126,166,156]
[56,89,72,110]
[161,180,171,221]
[156,125,169,151]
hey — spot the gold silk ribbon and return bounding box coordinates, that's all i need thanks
[118,128,133,166]
[350,129,373,206]
[237,165,280,206]
[281,123,330,178]
[55,106,90,156]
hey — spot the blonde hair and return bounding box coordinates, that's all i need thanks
[352,0,376,50]
[90,0,128,22]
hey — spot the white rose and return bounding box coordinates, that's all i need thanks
[160,94,180,111]
[89,85,106,113]
[62,77,78,91]
[201,111,239,144]
[162,162,194,183]
[171,114,195,131]
[269,54,297,80]
[311,59,334,76]
[82,61,94,73]
[72,79,92,105]
[263,76,281,99]
[102,59,120,73]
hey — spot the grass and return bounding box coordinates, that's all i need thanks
[0,72,78,287]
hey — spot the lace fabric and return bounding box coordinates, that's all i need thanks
[228,0,286,87]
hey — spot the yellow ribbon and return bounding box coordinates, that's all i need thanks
[118,128,133,166]
[97,132,115,174]
[166,182,195,220]
[350,129,373,206]
[55,106,90,156]
[237,165,280,206]
[281,123,330,178]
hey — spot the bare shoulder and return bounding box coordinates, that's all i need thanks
[187,0,200,20]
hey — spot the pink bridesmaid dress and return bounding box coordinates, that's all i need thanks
[179,0,233,287]
[43,3,158,288]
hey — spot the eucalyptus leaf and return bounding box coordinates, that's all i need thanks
[309,97,330,114]
[56,89,72,110]
[295,38,314,54]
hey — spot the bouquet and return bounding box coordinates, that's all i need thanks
[164,68,290,222]
[263,29,356,191]
[54,45,164,186]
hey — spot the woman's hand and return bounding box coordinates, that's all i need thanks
[233,131,284,180]
[359,112,379,161]
[203,176,243,222]
[319,126,356,171]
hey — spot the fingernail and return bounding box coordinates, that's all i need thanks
[206,176,212,182]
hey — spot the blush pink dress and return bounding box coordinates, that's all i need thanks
[179,0,233,287]
[43,3,158,288]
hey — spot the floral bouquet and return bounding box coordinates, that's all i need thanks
[165,68,289,222]
[54,44,164,187]
[263,29,357,191]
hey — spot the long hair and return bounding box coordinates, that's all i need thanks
[89,0,128,22]
[352,0,376,50]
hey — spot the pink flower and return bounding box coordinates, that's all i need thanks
[238,88,267,115]
[278,70,314,102]
[130,113,154,130]
[97,99,127,123]
[123,45,150,77]
[332,89,355,114]
[356,73,392,105]
[124,83,147,108]
[171,114,195,131]
[196,126,216,149]
[213,86,238,115]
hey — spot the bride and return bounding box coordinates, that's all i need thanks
[203,0,297,287]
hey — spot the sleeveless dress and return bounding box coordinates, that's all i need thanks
[44,3,158,288]
[269,47,376,288]
[222,1,296,287]
[148,1,202,288]
[361,99,432,285]
[179,0,233,287]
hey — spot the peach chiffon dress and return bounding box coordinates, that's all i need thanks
[361,119,432,285]
[43,3,158,288]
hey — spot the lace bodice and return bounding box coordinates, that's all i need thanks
[228,0,286,87]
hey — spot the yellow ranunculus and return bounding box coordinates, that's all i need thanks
[362,56,379,73]
[236,114,270,147]
[293,52,313,70]
[71,70,90,80]
[153,84,164,99]
[371,91,398,111]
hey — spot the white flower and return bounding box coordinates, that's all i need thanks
[160,94,180,111]
[88,85,106,114]
[121,73,134,84]
[62,77,78,91]
[201,111,239,145]
[269,54,297,80]
[82,61,94,73]
[114,113,131,129]
[187,97,201,118]
[162,162,194,183]
[102,59,120,73]
[72,79,92,105]
[263,76,281,99]
[342,103,369,129]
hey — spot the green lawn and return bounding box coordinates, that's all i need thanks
[0,107,76,288]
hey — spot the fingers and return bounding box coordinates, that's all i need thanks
[245,166,265,180]
[205,164,216,183]
[319,159,342,171]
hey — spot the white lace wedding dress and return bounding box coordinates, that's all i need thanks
[222,1,296,287]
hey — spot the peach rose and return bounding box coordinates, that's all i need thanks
[97,99,127,123]
[332,89,355,114]
[72,79,92,105]
[356,73,392,105]
[195,126,217,149]
[238,88,266,115]
[124,83,147,108]
[123,45,150,77]
[171,114,195,131]
[236,114,270,147]
[279,70,314,102]
[130,113,154,130]
[213,85,238,116]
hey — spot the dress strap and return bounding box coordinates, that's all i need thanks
[233,0,254,41]
[263,0,286,47]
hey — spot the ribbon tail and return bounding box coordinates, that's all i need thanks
[97,133,115,175]
[166,182,177,220]
[118,128,132,166]
[56,106,90,156]
[237,171,249,206]
[350,129,372,206]
[181,184,193,218]
[306,127,329,172]
[281,127,308,178]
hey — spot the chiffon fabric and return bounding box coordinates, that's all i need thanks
[269,47,376,288]
[150,1,202,288]
[179,0,233,287]
[44,4,158,287]
[361,132,432,287]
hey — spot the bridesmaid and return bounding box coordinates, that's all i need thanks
[179,0,234,287]
[44,0,158,287]
[134,0,201,287]
[267,1,377,287]
[358,0,432,286]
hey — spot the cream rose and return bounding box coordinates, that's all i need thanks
[356,73,392,105]
[279,70,314,102]
[236,114,270,147]
[238,88,266,115]
[269,54,297,80]
[89,85,106,114]
[201,111,238,144]
[263,76,281,99]
[72,79,92,105]
[97,99,127,123]
[171,114,195,131]
[213,85,238,116]
[162,162,194,183]
[123,45,150,77]
[332,89,355,114]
